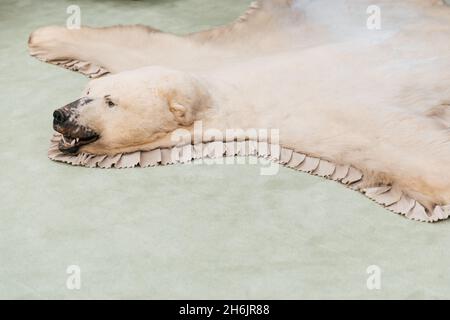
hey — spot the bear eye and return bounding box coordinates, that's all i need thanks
[105,95,116,108]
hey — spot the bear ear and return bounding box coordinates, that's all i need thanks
[168,101,194,126]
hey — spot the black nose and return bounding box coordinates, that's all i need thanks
[53,109,67,124]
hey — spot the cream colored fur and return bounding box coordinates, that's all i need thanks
[29,0,450,207]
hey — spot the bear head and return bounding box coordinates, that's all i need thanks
[52,66,211,155]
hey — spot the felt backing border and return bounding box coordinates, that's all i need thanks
[48,134,450,223]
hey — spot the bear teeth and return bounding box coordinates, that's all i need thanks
[62,136,78,146]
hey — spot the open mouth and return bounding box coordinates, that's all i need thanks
[58,133,99,154]
[52,99,99,154]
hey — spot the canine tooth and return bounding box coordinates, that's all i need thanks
[70,139,76,146]
[76,138,79,143]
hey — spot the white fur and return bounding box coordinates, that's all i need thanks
[29,0,450,205]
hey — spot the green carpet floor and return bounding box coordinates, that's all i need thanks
[1,0,449,299]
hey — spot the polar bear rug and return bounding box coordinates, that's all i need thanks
[28,0,450,222]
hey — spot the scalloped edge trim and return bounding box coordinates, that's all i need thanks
[31,55,110,79]
[48,134,450,223]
